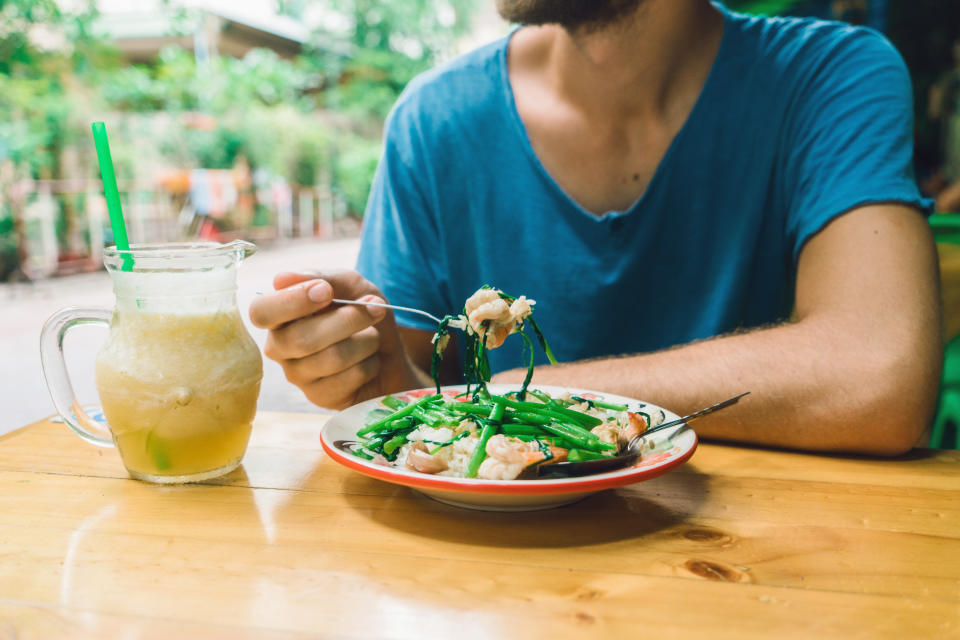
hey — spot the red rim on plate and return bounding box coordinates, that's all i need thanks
[320,385,698,496]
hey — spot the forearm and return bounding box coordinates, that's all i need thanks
[496,315,941,455]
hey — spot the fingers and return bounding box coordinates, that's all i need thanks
[279,327,381,407]
[274,270,376,302]
[274,326,379,380]
[251,270,388,331]
[249,278,332,330]
[299,352,383,409]
[248,269,409,410]
[263,296,385,360]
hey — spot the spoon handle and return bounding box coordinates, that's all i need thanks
[639,391,750,439]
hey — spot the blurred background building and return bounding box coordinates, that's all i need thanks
[0,0,957,283]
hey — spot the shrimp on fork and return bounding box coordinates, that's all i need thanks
[462,289,535,349]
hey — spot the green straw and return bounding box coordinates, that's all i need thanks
[91,121,133,271]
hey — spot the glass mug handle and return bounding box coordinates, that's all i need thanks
[39,307,114,447]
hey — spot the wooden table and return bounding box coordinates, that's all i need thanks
[1,412,958,639]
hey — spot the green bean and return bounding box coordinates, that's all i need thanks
[544,436,581,450]
[359,438,384,455]
[500,424,547,437]
[381,395,408,410]
[409,407,449,427]
[358,394,440,435]
[540,422,616,451]
[498,425,577,449]
[510,433,579,450]
[538,422,593,447]
[363,408,394,425]
[382,433,409,455]
[488,394,603,428]
[540,414,604,442]
[528,389,564,406]
[359,416,416,438]
[465,421,497,478]
[505,410,552,425]
[444,401,495,415]
[571,396,628,412]
[464,401,504,478]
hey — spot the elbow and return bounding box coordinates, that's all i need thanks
[860,417,927,457]
[845,344,941,456]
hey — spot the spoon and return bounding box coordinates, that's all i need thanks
[536,391,751,478]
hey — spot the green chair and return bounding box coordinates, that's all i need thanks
[930,213,960,448]
[931,335,960,449]
[929,213,960,244]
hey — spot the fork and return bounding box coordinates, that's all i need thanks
[331,298,444,324]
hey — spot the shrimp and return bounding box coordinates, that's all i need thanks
[476,434,566,480]
[591,411,651,452]
[463,288,536,349]
[405,441,449,474]
[591,423,621,446]
[621,411,649,447]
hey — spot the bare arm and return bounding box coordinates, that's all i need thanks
[494,204,943,456]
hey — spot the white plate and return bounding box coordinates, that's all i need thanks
[320,384,697,511]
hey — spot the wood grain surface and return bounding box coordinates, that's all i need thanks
[1,412,957,639]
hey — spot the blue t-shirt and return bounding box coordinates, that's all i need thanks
[357,6,930,375]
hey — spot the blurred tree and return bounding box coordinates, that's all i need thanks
[292,0,481,214]
[1,0,483,233]
[0,0,62,75]
[306,0,479,120]
[0,0,100,177]
[0,0,101,279]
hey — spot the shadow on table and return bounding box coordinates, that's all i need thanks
[342,467,710,548]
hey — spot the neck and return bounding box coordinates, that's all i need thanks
[534,0,723,119]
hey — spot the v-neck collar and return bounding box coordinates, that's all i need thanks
[499,7,733,224]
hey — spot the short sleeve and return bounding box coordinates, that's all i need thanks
[355,105,452,331]
[782,28,933,262]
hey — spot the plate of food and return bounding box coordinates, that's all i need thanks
[320,384,697,511]
[319,285,699,511]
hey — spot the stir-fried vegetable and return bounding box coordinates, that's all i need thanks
[352,390,621,475]
[349,286,658,479]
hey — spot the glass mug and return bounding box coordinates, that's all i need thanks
[40,241,263,483]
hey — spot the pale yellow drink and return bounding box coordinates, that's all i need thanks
[95,309,262,481]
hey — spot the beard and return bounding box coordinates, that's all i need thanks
[495,0,645,32]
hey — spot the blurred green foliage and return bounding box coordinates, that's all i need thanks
[331,133,382,217]
[0,0,480,226]
[0,0,102,178]
[306,0,477,119]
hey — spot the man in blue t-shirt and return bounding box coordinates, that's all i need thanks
[249,0,941,455]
